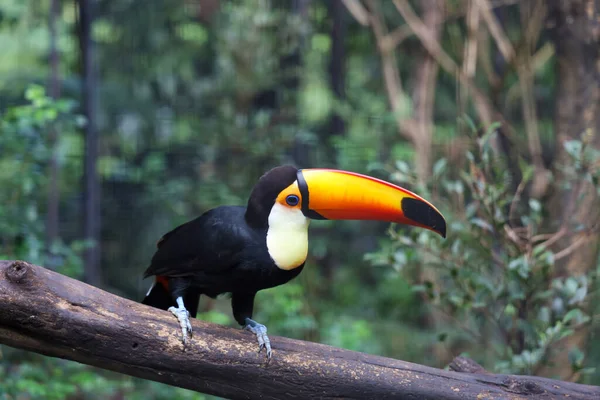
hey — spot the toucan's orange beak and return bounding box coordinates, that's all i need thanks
[297,169,446,238]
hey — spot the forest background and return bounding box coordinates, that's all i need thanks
[1,0,599,399]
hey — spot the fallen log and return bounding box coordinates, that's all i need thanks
[0,260,598,400]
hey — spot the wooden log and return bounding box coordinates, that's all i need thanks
[0,260,598,400]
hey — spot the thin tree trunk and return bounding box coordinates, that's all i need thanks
[313,0,347,286]
[78,0,102,286]
[46,0,61,250]
[548,0,600,294]
[409,0,444,345]
[490,4,522,193]
[543,0,600,381]
[327,0,346,162]
[290,0,312,167]
[411,0,442,183]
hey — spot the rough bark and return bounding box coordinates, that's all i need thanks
[1,260,599,400]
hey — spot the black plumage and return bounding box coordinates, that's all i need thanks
[142,166,303,351]
[143,206,303,315]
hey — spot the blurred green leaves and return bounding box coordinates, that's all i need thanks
[300,79,333,123]
[369,127,599,377]
[0,85,86,275]
[0,349,210,400]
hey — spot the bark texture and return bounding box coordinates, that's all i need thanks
[1,260,599,399]
[543,0,600,381]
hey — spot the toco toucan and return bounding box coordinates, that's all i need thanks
[142,165,446,358]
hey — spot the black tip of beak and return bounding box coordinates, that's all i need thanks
[401,198,447,238]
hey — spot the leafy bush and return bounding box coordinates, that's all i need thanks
[369,124,599,377]
[0,84,87,277]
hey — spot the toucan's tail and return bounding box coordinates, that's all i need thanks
[142,280,173,310]
[142,279,201,318]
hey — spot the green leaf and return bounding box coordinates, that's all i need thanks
[508,256,530,279]
[176,22,208,44]
[528,199,541,213]
[395,160,410,174]
[563,309,583,323]
[470,218,493,232]
[568,347,585,369]
[564,140,582,158]
[300,79,332,123]
[504,304,517,317]
[24,84,45,101]
[558,328,575,340]
[432,158,447,178]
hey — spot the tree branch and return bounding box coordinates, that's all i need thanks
[341,0,370,26]
[1,260,599,399]
[364,0,413,142]
[476,0,515,63]
[392,0,493,126]
[410,0,443,182]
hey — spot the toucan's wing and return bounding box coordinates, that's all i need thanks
[143,206,252,278]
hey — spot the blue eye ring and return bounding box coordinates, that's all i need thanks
[286,194,300,206]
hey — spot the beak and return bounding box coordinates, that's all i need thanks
[297,169,446,238]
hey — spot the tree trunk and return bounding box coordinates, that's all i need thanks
[1,260,598,400]
[408,0,446,353]
[46,0,61,250]
[543,0,600,381]
[327,0,346,163]
[78,0,103,286]
[411,0,442,183]
[289,0,313,167]
[549,0,599,155]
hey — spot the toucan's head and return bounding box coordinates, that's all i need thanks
[246,165,446,238]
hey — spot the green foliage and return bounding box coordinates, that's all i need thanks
[254,283,317,339]
[323,317,379,353]
[0,86,104,399]
[370,126,599,376]
[0,348,210,400]
[0,0,598,398]
[0,85,86,276]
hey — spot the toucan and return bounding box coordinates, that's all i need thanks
[142,165,446,358]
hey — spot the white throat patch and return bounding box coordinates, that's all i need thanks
[266,202,310,270]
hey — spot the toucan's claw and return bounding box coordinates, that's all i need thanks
[168,305,192,345]
[244,318,272,361]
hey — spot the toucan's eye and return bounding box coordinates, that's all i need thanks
[286,194,300,206]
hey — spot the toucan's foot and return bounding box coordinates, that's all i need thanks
[168,303,192,345]
[244,318,272,360]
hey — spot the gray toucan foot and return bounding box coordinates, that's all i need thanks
[168,297,192,344]
[244,318,272,360]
